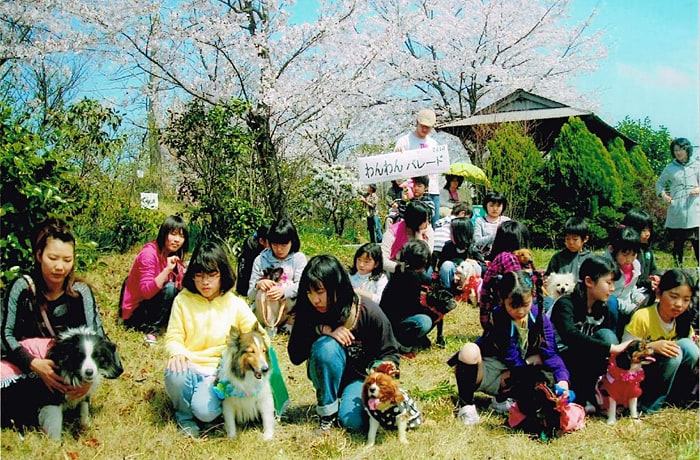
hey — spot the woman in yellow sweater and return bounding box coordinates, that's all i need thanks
[164,241,267,438]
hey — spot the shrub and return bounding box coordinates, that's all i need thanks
[0,102,80,287]
[485,123,545,220]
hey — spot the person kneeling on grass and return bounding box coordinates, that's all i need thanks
[448,270,571,425]
[287,255,400,435]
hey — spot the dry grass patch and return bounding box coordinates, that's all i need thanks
[2,247,698,460]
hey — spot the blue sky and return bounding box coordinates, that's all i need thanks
[290,0,699,147]
[570,0,699,147]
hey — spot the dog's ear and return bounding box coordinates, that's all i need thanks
[100,339,124,379]
[614,344,635,371]
[228,325,241,348]
[374,361,399,377]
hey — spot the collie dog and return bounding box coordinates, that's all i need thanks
[597,340,655,424]
[217,325,275,440]
[39,326,123,440]
[362,362,421,447]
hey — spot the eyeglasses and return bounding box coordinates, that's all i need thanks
[194,272,220,281]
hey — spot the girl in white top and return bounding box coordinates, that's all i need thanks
[348,243,388,309]
[474,191,511,257]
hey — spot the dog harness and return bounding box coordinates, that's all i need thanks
[365,389,422,430]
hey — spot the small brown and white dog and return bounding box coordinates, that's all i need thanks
[362,362,421,447]
[216,325,276,440]
[255,267,290,334]
[514,248,535,272]
[544,272,576,301]
[596,340,655,424]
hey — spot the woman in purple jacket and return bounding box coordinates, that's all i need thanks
[120,216,188,333]
[448,270,570,426]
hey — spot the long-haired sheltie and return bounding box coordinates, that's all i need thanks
[216,325,275,440]
[39,326,123,440]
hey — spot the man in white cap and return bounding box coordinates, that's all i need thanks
[394,108,440,227]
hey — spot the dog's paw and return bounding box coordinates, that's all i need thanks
[606,418,616,426]
[262,430,274,441]
[399,437,409,445]
[365,441,376,448]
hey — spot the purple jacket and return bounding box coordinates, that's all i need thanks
[478,303,570,384]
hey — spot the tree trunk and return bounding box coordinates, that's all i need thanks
[246,108,287,219]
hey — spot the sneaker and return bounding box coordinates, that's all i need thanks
[315,413,338,435]
[457,404,480,426]
[490,396,515,415]
[584,401,597,415]
[177,420,200,438]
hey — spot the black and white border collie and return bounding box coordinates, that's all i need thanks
[39,326,123,440]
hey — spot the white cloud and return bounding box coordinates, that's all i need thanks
[616,63,696,89]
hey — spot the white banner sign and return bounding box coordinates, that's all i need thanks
[357,145,450,184]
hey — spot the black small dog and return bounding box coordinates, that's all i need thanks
[504,365,560,440]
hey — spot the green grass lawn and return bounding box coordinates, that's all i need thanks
[1,237,698,460]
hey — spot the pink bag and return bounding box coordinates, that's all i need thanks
[558,402,586,432]
[0,337,54,388]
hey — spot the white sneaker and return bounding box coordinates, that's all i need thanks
[490,396,515,414]
[457,404,480,426]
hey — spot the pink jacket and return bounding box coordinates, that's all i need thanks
[121,241,184,320]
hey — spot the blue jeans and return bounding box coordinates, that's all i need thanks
[164,368,222,425]
[439,261,456,289]
[606,294,628,340]
[367,214,383,243]
[429,194,440,227]
[640,337,699,413]
[308,336,366,432]
[395,314,434,347]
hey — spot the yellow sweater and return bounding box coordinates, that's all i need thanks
[164,289,264,371]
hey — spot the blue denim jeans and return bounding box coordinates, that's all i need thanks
[164,368,222,424]
[606,294,628,340]
[640,337,699,413]
[439,260,456,289]
[395,314,434,347]
[308,336,366,432]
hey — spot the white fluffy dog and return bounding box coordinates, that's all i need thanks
[544,272,576,301]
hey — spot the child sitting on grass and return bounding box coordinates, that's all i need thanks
[448,270,571,425]
[380,240,437,353]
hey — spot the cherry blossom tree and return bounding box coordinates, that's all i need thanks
[2,0,606,217]
[370,0,605,120]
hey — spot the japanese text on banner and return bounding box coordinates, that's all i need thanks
[357,145,450,184]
